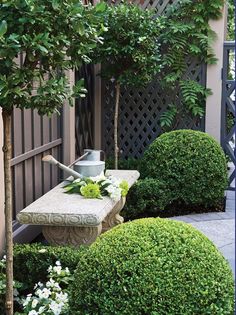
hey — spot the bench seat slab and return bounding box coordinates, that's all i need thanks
[17,169,140,246]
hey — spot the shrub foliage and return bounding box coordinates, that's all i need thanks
[123,178,173,220]
[158,0,224,128]
[141,130,228,207]
[69,218,234,315]
[13,243,84,291]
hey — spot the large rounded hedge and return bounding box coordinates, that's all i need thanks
[141,130,228,207]
[69,218,234,315]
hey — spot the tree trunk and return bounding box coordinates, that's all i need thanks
[114,83,120,170]
[2,109,13,315]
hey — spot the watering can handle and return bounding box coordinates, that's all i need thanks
[68,152,89,168]
[42,155,83,179]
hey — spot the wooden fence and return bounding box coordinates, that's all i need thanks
[12,108,63,241]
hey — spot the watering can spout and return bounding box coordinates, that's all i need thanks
[42,155,82,179]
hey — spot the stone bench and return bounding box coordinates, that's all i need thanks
[17,170,140,247]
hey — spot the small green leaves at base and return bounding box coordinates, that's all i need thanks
[0,20,7,38]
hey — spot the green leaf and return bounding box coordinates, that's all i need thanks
[37,45,48,54]
[52,0,60,10]
[95,2,107,12]
[0,20,7,38]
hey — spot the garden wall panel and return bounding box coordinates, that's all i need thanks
[102,60,206,160]
[11,109,63,221]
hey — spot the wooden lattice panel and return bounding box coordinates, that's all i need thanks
[102,58,206,159]
[106,0,179,15]
[102,0,207,159]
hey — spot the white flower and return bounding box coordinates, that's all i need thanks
[23,295,32,307]
[108,175,121,187]
[47,265,53,272]
[65,267,70,274]
[55,261,61,266]
[38,249,47,253]
[53,265,62,275]
[105,185,116,194]
[55,292,68,303]
[28,310,38,315]
[90,172,106,182]
[49,300,63,315]
[34,282,43,290]
[46,278,61,290]
[110,188,122,202]
[31,299,38,308]
[38,306,46,314]
[36,288,51,299]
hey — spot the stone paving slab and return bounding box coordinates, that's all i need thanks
[226,190,235,200]
[190,219,235,273]
[170,190,235,274]
[219,243,235,275]
[172,211,234,222]
[190,219,234,248]
[225,200,235,213]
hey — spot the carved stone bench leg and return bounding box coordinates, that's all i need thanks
[102,197,125,233]
[42,224,102,247]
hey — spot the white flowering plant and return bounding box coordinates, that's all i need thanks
[64,173,129,202]
[17,261,72,315]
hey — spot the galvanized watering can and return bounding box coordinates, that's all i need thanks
[42,149,105,178]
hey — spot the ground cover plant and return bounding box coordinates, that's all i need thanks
[13,243,85,292]
[0,1,106,313]
[69,218,234,315]
[0,243,84,314]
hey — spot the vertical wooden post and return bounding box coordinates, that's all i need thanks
[94,64,102,149]
[2,109,13,315]
[93,0,102,150]
[205,5,227,143]
[0,108,5,254]
[63,70,75,166]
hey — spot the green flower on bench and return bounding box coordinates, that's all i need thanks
[80,183,101,199]
[63,174,129,201]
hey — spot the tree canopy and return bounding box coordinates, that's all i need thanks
[92,3,162,86]
[0,0,106,115]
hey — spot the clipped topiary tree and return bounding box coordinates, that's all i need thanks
[141,130,228,207]
[92,3,162,169]
[69,218,234,315]
[0,1,106,313]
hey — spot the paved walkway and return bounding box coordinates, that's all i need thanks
[170,190,235,274]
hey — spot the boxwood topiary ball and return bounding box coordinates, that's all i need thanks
[141,130,228,207]
[69,218,234,315]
